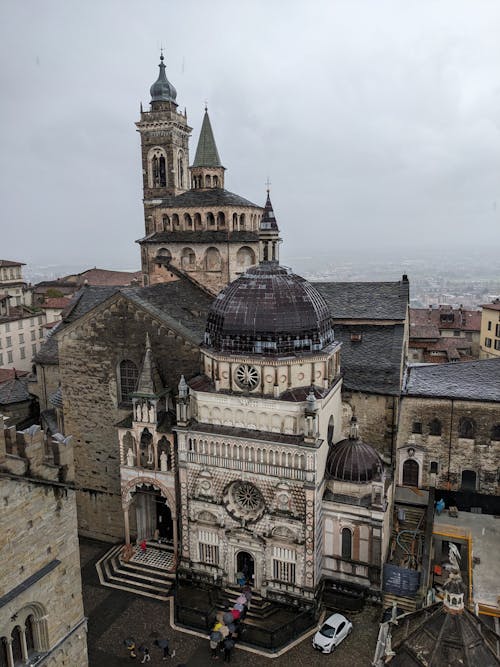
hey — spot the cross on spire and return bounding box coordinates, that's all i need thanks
[204,99,208,112]
[265,177,271,193]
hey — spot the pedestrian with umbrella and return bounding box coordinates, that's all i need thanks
[223,636,235,663]
[209,628,222,659]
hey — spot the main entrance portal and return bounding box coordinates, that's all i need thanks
[134,487,173,542]
[236,551,255,586]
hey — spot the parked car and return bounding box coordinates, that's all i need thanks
[312,613,353,653]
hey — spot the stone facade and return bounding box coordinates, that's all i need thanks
[396,396,500,495]
[0,417,88,666]
[57,292,202,541]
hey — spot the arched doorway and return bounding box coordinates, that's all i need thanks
[402,459,419,487]
[236,551,255,586]
[134,485,174,542]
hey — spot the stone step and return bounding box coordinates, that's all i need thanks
[95,544,173,601]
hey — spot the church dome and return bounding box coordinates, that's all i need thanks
[150,54,177,103]
[326,419,383,483]
[204,262,335,355]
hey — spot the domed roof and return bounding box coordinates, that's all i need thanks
[150,54,177,103]
[326,418,383,483]
[204,262,335,356]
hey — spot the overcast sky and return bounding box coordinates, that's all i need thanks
[1,1,499,271]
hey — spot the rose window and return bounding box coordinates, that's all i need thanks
[223,480,265,523]
[235,364,260,390]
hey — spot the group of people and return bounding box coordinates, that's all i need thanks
[209,584,253,662]
[124,637,175,662]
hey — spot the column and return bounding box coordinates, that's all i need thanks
[20,629,28,663]
[5,638,14,667]
[123,507,131,546]
[172,513,178,559]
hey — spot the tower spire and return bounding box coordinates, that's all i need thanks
[190,108,226,190]
[259,187,281,264]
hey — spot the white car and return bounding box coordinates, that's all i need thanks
[312,613,353,653]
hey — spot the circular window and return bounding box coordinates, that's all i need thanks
[223,480,265,523]
[235,364,260,390]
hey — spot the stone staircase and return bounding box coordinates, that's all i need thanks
[96,542,175,600]
[214,585,277,624]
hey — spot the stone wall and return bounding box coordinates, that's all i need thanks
[343,392,399,461]
[396,396,500,495]
[58,296,201,541]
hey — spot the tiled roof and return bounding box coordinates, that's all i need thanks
[41,297,72,309]
[146,188,260,209]
[404,358,500,402]
[0,369,29,383]
[0,260,25,267]
[482,301,500,312]
[0,376,32,405]
[410,307,481,332]
[409,324,439,339]
[315,279,409,321]
[140,230,259,244]
[335,324,406,395]
[71,268,142,286]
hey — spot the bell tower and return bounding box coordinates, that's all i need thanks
[136,53,192,201]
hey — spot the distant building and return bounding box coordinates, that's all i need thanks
[33,267,141,304]
[409,305,480,363]
[40,297,72,325]
[0,369,37,429]
[479,299,500,359]
[0,417,88,666]
[0,260,32,308]
[0,305,46,372]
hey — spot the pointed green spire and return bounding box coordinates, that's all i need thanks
[193,108,222,167]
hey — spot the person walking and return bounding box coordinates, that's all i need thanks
[154,638,176,660]
[138,645,151,663]
[124,638,137,659]
[223,637,235,663]
[209,629,222,660]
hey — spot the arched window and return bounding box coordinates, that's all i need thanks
[239,213,246,229]
[403,459,419,487]
[205,174,211,187]
[178,151,184,188]
[162,215,170,231]
[172,214,180,228]
[429,418,442,436]
[184,213,192,229]
[327,416,334,446]
[194,213,202,230]
[213,175,219,187]
[461,470,476,491]
[11,626,22,664]
[232,213,238,230]
[459,418,475,439]
[25,615,35,654]
[1,638,9,667]
[217,211,225,228]
[491,424,500,441]
[152,155,166,187]
[207,212,215,226]
[119,360,138,403]
[341,528,352,559]
[236,246,256,269]
[181,247,196,269]
[140,427,153,468]
[205,247,222,271]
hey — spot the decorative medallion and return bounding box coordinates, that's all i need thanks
[222,480,265,523]
[235,364,260,390]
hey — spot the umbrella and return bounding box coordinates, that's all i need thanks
[227,623,236,633]
[231,609,241,620]
[223,612,234,625]
[236,595,247,605]
[234,603,245,612]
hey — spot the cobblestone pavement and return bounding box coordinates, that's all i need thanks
[81,539,380,666]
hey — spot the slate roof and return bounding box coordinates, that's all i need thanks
[404,358,500,402]
[0,376,32,405]
[315,279,409,321]
[145,188,261,209]
[192,110,222,167]
[335,324,405,395]
[140,230,259,244]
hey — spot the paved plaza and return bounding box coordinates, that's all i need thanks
[81,539,380,666]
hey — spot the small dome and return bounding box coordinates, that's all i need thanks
[150,54,177,103]
[204,263,335,356]
[326,420,383,482]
